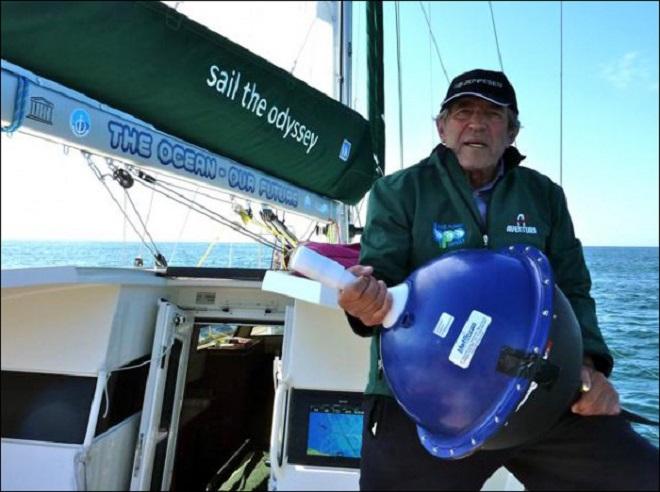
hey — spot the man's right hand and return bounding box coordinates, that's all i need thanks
[338,265,393,327]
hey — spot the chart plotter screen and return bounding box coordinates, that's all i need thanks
[287,389,363,468]
[307,410,362,458]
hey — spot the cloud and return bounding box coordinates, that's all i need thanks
[599,51,654,90]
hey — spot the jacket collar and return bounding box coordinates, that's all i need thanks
[429,144,526,229]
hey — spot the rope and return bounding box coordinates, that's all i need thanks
[488,1,505,71]
[145,172,236,207]
[395,1,404,169]
[101,344,172,420]
[418,2,450,85]
[131,167,302,252]
[137,164,316,225]
[260,209,298,248]
[84,150,296,260]
[155,171,296,249]
[128,168,281,248]
[131,173,283,251]
[1,76,29,133]
[197,238,220,267]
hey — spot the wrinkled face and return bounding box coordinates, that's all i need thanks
[437,97,518,173]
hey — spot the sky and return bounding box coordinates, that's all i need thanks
[1,1,658,246]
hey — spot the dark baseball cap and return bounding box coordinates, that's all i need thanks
[441,69,518,114]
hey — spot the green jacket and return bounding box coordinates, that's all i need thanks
[349,144,613,397]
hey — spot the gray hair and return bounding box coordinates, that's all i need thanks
[435,106,521,134]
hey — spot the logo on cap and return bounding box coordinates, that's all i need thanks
[441,69,518,114]
[455,78,503,89]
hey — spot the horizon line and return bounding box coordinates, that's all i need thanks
[1,238,658,248]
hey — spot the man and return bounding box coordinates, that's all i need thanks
[339,69,658,490]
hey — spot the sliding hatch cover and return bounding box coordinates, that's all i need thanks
[130,300,193,491]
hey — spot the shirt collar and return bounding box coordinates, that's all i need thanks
[473,159,504,194]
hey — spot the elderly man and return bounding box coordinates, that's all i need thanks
[339,69,658,490]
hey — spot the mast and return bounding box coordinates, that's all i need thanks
[367,1,385,176]
[335,1,354,242]
[336,0,384,244]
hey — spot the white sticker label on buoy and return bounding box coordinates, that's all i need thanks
[433,312,455,338]
[449,310,492,369]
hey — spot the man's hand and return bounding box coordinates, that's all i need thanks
[571,364,621,416]
[338,265,393,327]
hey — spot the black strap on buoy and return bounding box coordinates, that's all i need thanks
[620,408,659,426]
[496,346,560,388]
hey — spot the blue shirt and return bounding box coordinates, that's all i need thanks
[472,160,504,226]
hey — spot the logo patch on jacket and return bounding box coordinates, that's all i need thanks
[506,213,538,234]
[433,223,466,249]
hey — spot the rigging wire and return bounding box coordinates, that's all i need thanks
[428,1,435,145]
[352,3,363,109]
[135,164,318,225]
[394,1,404,169]
[109,161,286,260]
[290,13,318,75]
[136,182,156,260]
[136,168,236,207]
[300,219,319,242]
[129,171,283,251]
[106,158,165,265]
[145,184,280,250]
[488,1,505,71]
[122,185,129,264]
[124,163,310,248]
[82,152,167,266]
[35,132,319,262]
[168,186,199,263]
[560,0,564,187]
[84,151,286,267]
[418,1,450,85]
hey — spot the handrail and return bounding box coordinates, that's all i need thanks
[268,375,289,483]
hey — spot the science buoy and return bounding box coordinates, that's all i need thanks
[379,244,583,459]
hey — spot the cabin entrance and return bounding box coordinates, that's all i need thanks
[170,318,284,491]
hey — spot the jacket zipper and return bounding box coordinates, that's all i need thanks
[481,171,506,249]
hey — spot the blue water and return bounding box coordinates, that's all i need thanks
[2,241,658,446]
[0,240,276,270]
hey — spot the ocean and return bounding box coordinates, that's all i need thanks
[1,241,658,446]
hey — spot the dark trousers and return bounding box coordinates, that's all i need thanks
[360,395,659,491]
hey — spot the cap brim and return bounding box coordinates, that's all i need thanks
[441,92,511,110]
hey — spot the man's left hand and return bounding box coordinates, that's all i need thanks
[571,365,621,416]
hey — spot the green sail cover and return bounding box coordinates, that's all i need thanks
[1,1,378,204]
